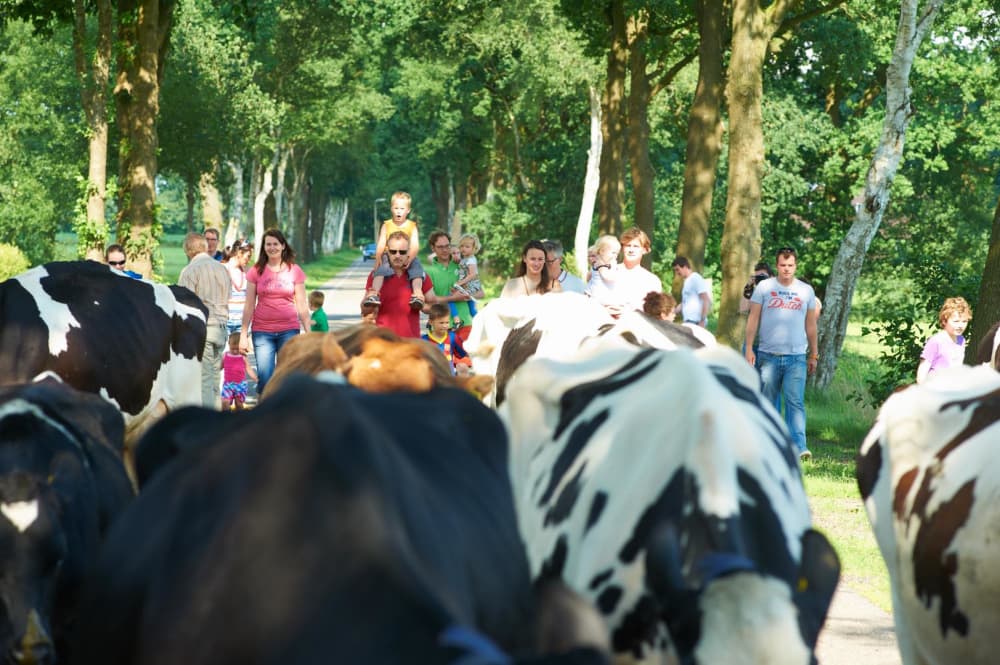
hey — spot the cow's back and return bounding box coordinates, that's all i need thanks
[0,261,206,433]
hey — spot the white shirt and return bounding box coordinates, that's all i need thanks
[557,270,587,294]
[614,263,662,312]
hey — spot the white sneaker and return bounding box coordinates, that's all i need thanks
[799,449,812,462]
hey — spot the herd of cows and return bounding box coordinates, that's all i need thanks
[0,259,998,664]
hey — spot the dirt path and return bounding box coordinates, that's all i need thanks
[318,258,903,664]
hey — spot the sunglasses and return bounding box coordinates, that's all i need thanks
[777,246,797,256]
[108,260,126,267]
[387,249,407,256]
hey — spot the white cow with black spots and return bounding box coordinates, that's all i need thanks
[501,337,839,664]
[858,365,1000,665]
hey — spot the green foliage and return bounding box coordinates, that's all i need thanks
[858,258,980,405]
[461,194,536,277]
[0,243,30,280]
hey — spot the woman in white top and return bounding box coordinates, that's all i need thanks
[500,240,561,298]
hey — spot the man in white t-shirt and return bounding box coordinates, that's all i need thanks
[670,256,711,327]
[610,227,662,316]
[744,246,819,462]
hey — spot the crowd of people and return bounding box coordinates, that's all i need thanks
[96,191,976,439]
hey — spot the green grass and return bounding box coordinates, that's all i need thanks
[803,322,891,611]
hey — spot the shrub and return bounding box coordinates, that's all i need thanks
[0,243,30,280]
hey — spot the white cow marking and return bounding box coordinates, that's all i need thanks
[1,500,39,533]
[15,269,80,356]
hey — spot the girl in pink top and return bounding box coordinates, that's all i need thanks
[221,333,258,410]
[238,229,311,395]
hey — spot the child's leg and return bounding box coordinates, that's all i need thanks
[233,395,244,411]
[408,258,425,299]
[365,256,392,303]
[468,299,478,318]
[221,398,232,411]
[450,301,461,327]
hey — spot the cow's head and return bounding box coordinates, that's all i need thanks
[646,525,839,665]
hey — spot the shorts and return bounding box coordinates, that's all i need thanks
[221,381,248,401]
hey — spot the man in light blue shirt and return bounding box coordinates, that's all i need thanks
[744,246,819,462]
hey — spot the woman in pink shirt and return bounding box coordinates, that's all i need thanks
[238,229,311,395]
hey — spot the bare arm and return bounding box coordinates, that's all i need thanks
[294,282,311,331]
[744,302,762,365]
[407,226,420,262]
[244,356,258,382]
[698,292,711,326]
[805,305,819,374]
[373,224,388,264]
[916,359,931,384]
[239,281,257,354]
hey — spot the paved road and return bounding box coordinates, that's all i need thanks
[315,257,903,665]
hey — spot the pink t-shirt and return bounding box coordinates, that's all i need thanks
[246,263,306,333]
[222,352,246,383]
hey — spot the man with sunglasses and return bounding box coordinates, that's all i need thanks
[105,244,142,279]
[744,246,819,462]
[424,231,473,333]
[364,231,438,337]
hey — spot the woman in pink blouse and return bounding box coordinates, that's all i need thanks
[238,229,311,395]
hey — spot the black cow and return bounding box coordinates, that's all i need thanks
[0,378,133,664]
[0,261,207,455]
[74,375,609,665]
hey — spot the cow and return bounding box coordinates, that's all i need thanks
[0,377,134,665]
[264,325,494,399]
[975,319,1000,370]
[500,338,840,664]
[74,375,610,665]
[464,293,712,407]
[857,364,1000,665]
[0,261,207,467]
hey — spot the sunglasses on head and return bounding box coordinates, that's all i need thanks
[387,249,407,255]
[108,260,126,267]
[777,246,797,256]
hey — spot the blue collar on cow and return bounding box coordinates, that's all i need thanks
[696,552,757,586]
[438,624,510,664]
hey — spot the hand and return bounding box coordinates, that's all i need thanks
[745,350,756,366]
[239,335,250,355]
[807,356,819,375]
[454,291,471,301]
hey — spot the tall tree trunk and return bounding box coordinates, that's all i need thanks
[597,0,628,236]
[715,0,796,348]
[274,146,288,229]
[676,0,726,286]
[626,13,655,266]
[185,177,195,233]
[253,151,277,256]
[114,0,174,278]
[288,146,310,260]
[430,168,450,228]
[228,159,245,238]
[969,194,1000,363]
[813,0,944,388]
[200,169,223,229]
[575,86,603,278]
[309,184,328,258]
[73,0,113,261]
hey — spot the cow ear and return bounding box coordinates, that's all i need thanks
[793,528,841,649]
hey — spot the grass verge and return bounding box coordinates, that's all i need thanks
[803,323,891,612]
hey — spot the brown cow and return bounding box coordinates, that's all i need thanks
[265,324,494,398]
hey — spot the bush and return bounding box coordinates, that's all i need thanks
[0,243,30,280]
[461,194,536,279]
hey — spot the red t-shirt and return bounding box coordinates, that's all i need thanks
[366,271,434,338]
[246,263,306,332]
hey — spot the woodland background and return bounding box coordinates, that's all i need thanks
[0,0,998,397]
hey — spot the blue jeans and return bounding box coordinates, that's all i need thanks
[757,352,808,453]
[252,329,299,396]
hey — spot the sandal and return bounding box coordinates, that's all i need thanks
[363,294,381,306]
[409,295,425,310]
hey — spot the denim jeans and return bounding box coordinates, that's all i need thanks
[757,351,808,453]
[252,329,300,396]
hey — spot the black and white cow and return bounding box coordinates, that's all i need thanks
[501,339,839,664]
[0,377,134,665]
[74,375,609,665]
[465,293,714,407]
[974,319,1000,370]
[0,261,206,451]
[857,364,1000,665]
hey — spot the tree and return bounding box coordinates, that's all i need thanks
[812,0,945,388]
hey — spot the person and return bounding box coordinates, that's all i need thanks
[105,244,142,279]
[178,232,232,408]
[740,262,773,316]
[611,227,662,315]
[671,256,711,328]
[363,191,425,309]
[220,332,257,411]
[500,239,561,298]
[451,233,484,321]
[239,228,311,396]
[916,297,972,383]
[542,239,586,294]
[365,231,437,338]
[642,291,677,320]
[424,230,473,332]
[309,290,329,332]
[360,302,379,325]
[421,303,468,374]
[587,235,621,307]
[223,241,253,336]
[744,246,819,462]
[204,227,224,261]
